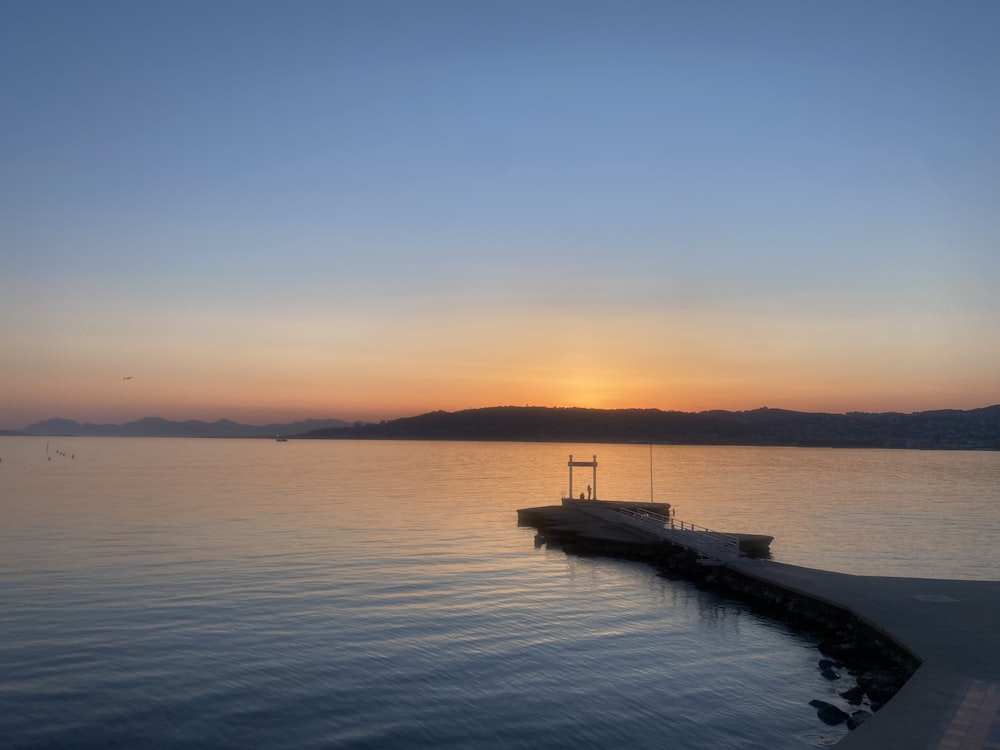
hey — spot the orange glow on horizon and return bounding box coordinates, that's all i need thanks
[3,293,997,429]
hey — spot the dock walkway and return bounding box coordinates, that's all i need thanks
[519,500,1000,749]
[730,559,1000,749]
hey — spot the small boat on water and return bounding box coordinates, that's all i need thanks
[275,435,288,442]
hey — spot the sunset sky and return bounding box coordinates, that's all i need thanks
[2,1,999,429]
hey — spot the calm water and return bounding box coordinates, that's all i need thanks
[2,438,998,749]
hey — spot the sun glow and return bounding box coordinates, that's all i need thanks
[2,2,999,430]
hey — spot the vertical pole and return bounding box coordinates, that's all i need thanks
[649,443,654,503]
[592,455,597,500]
[568,455,573,500]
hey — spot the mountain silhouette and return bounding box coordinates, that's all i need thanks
[14,406,1000,449]
[297,405,1000,450]
[20,416,349,438]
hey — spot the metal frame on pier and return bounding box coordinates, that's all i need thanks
[567,454,597,500]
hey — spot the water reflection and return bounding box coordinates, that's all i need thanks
[1,437,997,750]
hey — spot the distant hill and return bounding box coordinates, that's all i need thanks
[297,405,1000,450]
[21,416,350,438]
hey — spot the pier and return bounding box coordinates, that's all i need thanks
[518,497,1000,749]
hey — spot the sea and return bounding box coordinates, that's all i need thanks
[1,437,998,749]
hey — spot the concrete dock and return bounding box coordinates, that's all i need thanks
[731,559,1000,749]
[518,500,1000,749]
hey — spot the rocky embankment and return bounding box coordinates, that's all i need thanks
[708,564,916,732]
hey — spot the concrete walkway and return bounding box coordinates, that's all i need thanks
[729,559,1000,749]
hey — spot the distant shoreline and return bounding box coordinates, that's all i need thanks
[294,405,1000,451]
[8,416,349,440]
[8,405,999,450]
[13,405,995,449]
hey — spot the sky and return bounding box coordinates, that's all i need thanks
[2,0,999,428]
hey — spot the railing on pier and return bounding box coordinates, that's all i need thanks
[614,507,741,563]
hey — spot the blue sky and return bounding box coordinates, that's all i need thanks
[2,1,998,427]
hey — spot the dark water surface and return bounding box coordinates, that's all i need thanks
[2,438,998,748]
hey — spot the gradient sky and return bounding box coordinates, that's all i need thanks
[2,1,999,428]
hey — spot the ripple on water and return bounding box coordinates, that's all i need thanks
[4,439,996,748]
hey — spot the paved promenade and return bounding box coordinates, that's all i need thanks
[729,560,1000,749]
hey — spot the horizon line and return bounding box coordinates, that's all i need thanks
[7,402,1000,433]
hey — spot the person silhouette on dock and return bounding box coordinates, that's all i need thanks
[587,485,592,500]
